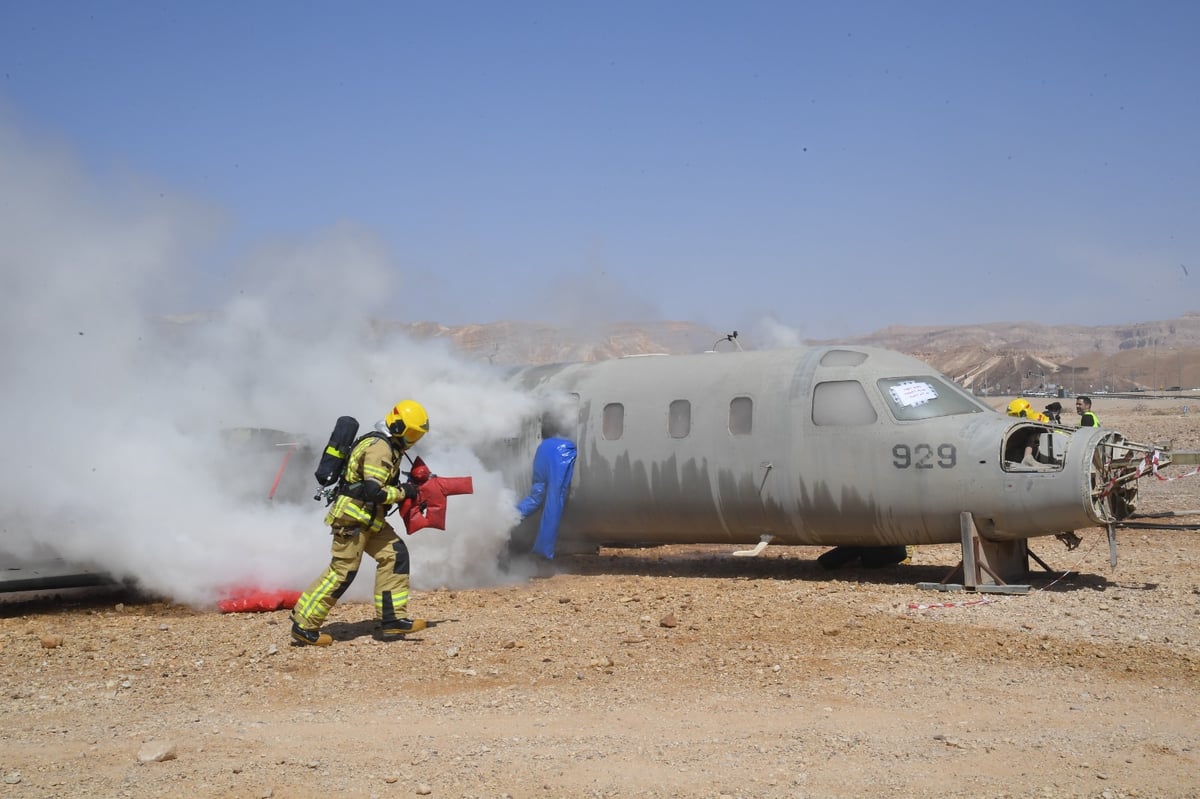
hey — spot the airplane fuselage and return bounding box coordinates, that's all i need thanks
[501,346,1139,553]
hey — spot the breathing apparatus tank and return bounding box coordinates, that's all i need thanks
[314,416,360,488]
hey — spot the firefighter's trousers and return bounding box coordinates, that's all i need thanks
[292,520,411,631]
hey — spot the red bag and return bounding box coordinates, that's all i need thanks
[217,588,302,613]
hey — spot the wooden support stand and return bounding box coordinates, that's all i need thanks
[918,512,1030,595]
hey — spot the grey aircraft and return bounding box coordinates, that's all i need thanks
[2,345,1163,595]
[498,344,1161,588]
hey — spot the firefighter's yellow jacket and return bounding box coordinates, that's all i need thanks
[323,434,405,532]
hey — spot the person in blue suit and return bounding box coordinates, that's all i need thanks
[516,437,577,559]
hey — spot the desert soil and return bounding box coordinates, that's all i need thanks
[2,397,1199,799]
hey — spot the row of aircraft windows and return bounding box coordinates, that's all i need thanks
[599,383,882,440]
[602,397,754,440]
[596,377,983,440]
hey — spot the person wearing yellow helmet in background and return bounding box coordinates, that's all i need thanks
[1006,397,1050,423]
[290,400,431,647]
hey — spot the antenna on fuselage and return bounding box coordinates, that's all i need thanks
[712,330,742,352]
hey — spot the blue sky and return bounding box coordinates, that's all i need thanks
[2,1,1198,339]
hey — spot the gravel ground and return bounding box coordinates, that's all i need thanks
[2,398,1199,799]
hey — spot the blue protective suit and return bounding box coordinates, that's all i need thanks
[516,437,577,559]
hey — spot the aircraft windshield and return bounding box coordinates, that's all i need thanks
[876,376,989,421]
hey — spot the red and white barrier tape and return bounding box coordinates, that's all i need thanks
[1097,450,1200,499]
[1136,450,1200,482]
[907,597,995,611]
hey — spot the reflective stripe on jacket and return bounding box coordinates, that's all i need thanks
[324,435,405,529]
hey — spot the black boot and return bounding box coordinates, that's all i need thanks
[290,622,332,647]
[379,618,427,638]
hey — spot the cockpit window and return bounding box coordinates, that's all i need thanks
[876,376,989,421]
[813,380,878,426]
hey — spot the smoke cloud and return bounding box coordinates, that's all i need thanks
[0,117,544,607]
[751,315,807,349]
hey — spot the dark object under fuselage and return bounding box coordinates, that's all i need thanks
[816,545,909,570]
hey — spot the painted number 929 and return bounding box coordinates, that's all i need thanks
[892,443,957,469]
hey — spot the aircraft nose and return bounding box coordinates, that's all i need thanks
[1085,431,1163,523]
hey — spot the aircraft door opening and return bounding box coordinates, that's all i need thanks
[543,392,583,495]
[714,393,776,539]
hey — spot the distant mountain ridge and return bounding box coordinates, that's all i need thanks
[161,312,1200,395]
[823,313,1200,359]
[372,319,736,366]
[387,313,1200,395]
[819,314,1200,394]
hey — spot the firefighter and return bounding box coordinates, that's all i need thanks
[290,400,431,647]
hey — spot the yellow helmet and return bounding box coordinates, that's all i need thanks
[385,400,430,446]
[1006,398,1033,417]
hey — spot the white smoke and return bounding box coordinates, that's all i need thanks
[0,116,544,607]
[751,314,807,349]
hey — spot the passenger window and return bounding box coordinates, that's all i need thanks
[603,403,624,440]
[729,397,753,435]
[813,381,878,426]
[669,399,691,438]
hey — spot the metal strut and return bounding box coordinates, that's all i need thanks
[732,534,774,558]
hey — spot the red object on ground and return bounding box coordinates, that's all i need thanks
[399,474,474,534]
[217,588,302,613]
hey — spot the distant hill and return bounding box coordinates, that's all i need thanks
[371,319,737,366]
[822,314,1200,358]
[823,314,1200,394]
[160,311,1200,395]
[384,314,1200,395]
